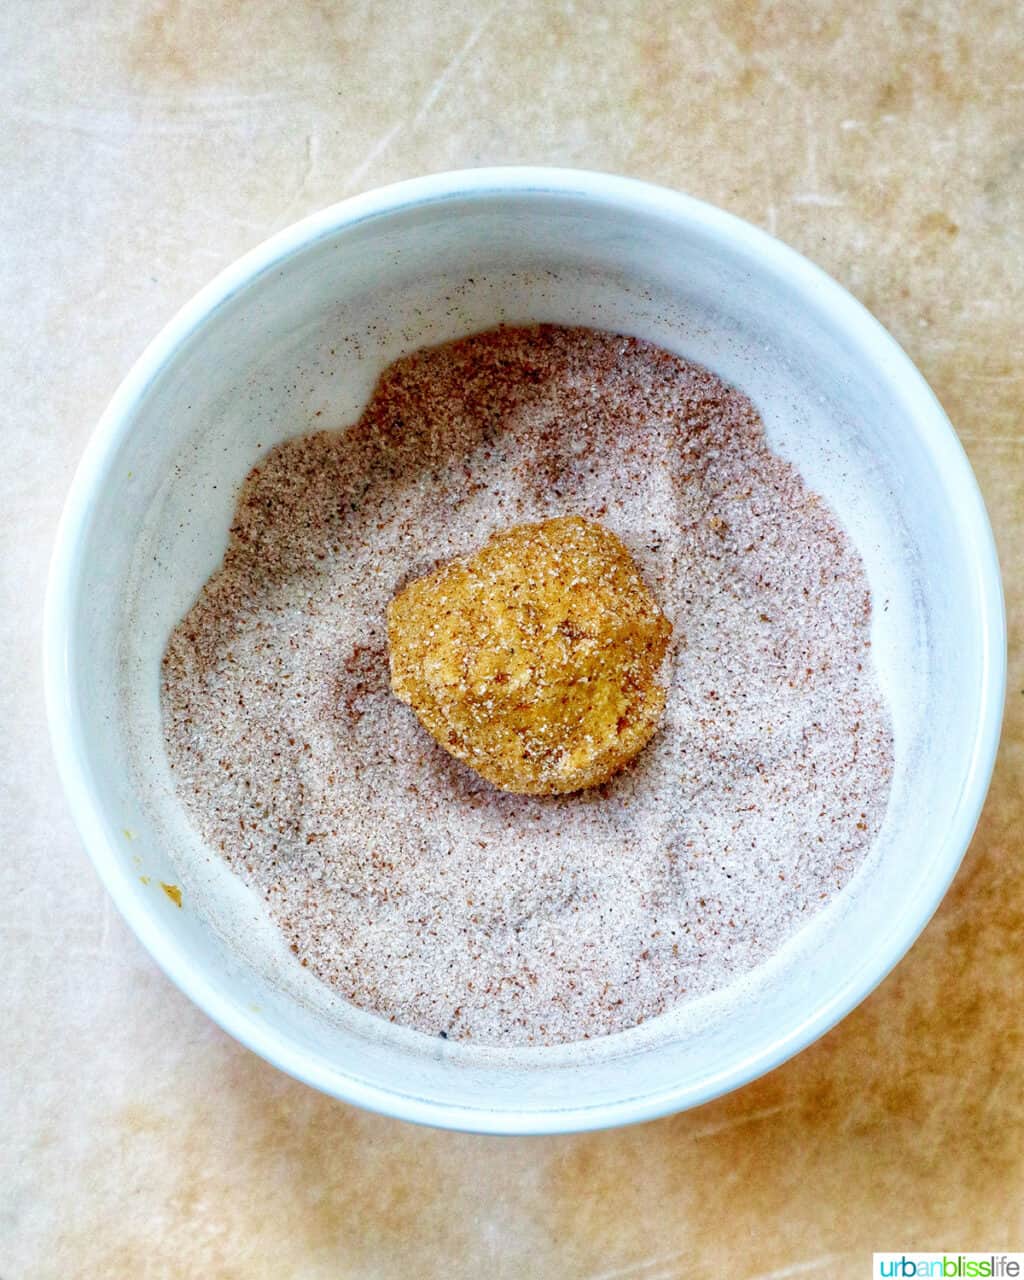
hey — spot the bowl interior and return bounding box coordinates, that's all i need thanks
[52,178,999,1131]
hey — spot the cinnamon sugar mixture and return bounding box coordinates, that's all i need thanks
[161,325,894,1045]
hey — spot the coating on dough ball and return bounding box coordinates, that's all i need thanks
[386,516,672,795]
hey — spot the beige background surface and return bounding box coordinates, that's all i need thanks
[3,1,1022,1276]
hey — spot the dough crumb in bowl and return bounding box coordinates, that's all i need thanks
[161,324,894,1046]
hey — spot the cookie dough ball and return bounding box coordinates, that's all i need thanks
[387,516,672,795]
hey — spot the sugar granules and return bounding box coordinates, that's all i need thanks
[161,325,894,1046]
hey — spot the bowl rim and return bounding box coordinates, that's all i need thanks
[43,166,1006,1134]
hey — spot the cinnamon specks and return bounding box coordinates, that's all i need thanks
[160,325,893,1046]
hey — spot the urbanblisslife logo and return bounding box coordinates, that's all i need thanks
[874,1257,1023,1278]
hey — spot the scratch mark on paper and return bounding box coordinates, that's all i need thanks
[11,90,302,137]
[411,3,504,128]
[346,120,404,190]
[791,193,845,207]
[796,102,844,208]
[687,1101,798,1140]
[585,1248,688,1280]
[744,1252,847,1280]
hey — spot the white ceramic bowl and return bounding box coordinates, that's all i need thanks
[45,169,1005,1133]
